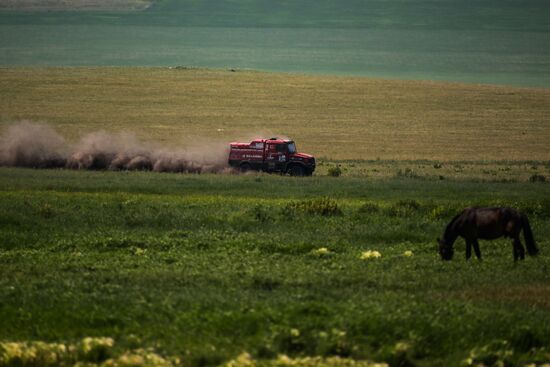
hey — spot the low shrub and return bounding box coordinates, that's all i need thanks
[387,199,422,217]
[358,202,380,215]
[37,203,55,219]
[250,204,272,223]
[327,166,342,177]
[529,174,546,183]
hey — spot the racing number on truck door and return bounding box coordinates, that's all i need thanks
[266,143,285,169]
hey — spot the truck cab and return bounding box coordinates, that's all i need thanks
[228,138,315,176]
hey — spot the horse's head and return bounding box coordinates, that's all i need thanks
[437,237,454,260]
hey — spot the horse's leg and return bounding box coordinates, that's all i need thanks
[473,240,482,260]
[465,240,472,260]
[514,237,525,260]
[512,239,520,261]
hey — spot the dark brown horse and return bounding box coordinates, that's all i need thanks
[438,207,538,261]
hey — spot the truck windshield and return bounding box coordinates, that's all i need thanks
[287,142,296,154]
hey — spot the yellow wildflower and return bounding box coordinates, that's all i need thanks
[80,337,114,355]
[225,352,255,367]
[394,342,409,353]
[312,247,331,256]
[360,250,381,260]
[276,354,293,365]
[134,248,146,256]
[1,342,23,362]
[403,250,413,257]
[118,352,145,366]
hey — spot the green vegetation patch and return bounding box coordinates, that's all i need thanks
[1,168,549,366]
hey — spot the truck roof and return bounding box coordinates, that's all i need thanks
[230,138,292,146]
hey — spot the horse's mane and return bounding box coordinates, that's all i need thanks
[444,212,463,239]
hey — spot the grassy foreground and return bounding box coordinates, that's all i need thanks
[1,67,549,366]
[1,168,550,366]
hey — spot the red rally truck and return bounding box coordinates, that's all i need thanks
[228,138,316,176]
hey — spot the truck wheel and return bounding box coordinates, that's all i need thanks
[289,165,305,177]
[239,163,251,173]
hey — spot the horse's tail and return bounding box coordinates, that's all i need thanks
[521,213,539,256]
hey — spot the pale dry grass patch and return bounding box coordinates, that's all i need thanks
[0,68,548,161]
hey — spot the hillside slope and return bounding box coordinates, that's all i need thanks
[1,0,549,86]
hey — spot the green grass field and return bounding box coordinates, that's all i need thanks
[1,59,550,367]
[1,0,550,365]
[1,168,550,367]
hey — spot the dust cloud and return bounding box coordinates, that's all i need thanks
[0,122,230,173]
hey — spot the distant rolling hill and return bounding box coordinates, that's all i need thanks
[0,0,549,87]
